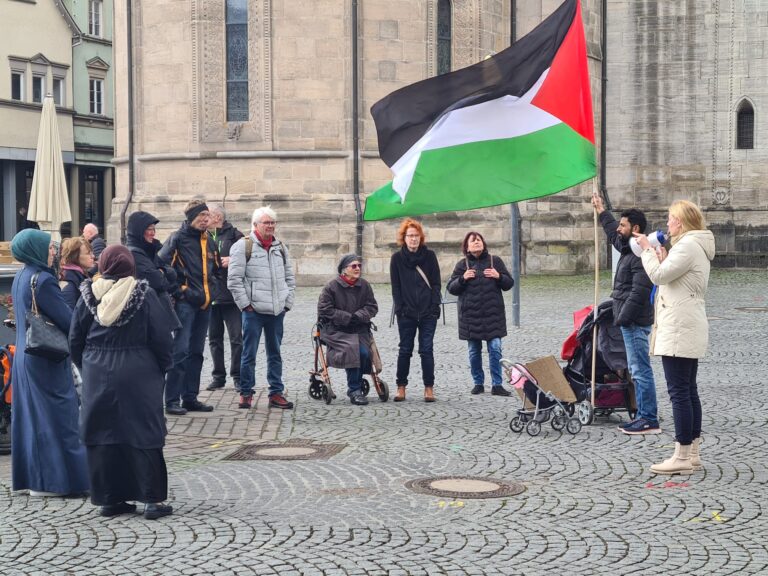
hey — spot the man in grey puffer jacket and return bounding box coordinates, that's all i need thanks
[228,206,296,410]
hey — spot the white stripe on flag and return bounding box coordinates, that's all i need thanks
[391,68,558,198]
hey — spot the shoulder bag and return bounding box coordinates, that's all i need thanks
[25,272,70,362]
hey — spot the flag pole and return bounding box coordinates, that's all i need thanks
[591,178,599,407]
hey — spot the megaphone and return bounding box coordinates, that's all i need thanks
[630,230,667,257]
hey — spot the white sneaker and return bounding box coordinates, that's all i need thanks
[29,490,63,497]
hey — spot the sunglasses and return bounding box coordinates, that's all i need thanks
[347,263,362,269]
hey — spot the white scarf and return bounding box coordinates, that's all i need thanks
[91,277,138,327]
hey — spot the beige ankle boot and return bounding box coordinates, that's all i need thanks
[650,442,693,475]
[690,437,702,470]
[394,386,406,402]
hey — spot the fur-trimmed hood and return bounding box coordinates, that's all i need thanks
[80,277,150,327]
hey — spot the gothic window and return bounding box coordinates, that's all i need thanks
[226,0,249,122]
[437,0,452,75]
[736,100,754,149]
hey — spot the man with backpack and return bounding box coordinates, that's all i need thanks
[592,193,660,435]
[227,206,295,410]
[159,200,220,415]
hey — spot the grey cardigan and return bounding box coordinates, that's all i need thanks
[227,233,296,315]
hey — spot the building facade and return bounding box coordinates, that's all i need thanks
[606,0,768,267]
[112,0,607,284]
[65,0,116,236]
[0,0,114,241]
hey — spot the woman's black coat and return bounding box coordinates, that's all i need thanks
[446,250,514,341]
[60,267,87,309]
[125,211,180,330]
[390,245,441,320]
[69,281,173,449]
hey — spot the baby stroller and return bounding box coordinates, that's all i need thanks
[308,321,389,404]
[561,301,637,425]
[0,344,13,455]
[502,358,582,436]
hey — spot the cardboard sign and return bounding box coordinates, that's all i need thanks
[524,355,577,403]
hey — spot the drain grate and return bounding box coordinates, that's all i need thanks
[405,476,525,499]
[224,440,345,461]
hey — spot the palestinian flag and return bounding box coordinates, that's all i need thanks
[363,0,595,221]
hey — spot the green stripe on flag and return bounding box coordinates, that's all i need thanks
[364,123,596,221]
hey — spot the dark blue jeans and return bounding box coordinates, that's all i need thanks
[661,356,701,445]
[240,310,285,397]
[165,301,211,407]
[346,344,371,397]
[396,315,437,387]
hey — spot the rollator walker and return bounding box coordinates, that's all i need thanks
[308,321,389,404]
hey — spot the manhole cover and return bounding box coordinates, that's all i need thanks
[224,441,345,461]
[405,476,525,499]
[734,307,768,313]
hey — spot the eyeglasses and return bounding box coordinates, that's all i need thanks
[347,263,362,269]
[258,220,277,226]
[405,234,420,239]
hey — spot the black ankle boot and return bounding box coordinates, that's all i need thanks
[144,503,173,520]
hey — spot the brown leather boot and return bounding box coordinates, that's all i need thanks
[394,385,406,402]
[424,387,435,402]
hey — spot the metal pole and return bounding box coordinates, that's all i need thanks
[120,0,136,245]
[511,203,520,326]
[351,0,363,257]
[510,0,520,327]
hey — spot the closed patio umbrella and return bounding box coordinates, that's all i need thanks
[27,95,71,242]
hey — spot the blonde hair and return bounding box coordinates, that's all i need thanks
[669,200,706,233]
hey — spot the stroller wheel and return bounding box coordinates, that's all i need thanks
[322,384,333,405]
[526,420,542,437]
[577,401,595,425]
[360,378,370,396]
[566,417,582,435]
[509,416,524,433]
[551,413,567,431]
[308,376,324,400]
[374,377,389,402]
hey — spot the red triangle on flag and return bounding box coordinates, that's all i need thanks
[531,0,595,145]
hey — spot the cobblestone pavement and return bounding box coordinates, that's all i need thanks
[1,270,767,575]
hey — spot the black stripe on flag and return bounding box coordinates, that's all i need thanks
[371,0,577,169]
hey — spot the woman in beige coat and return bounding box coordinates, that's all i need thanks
[636,200,715,475]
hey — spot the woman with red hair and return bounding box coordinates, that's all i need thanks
[389,218,442,402]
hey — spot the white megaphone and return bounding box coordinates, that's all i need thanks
[630,230,667,257]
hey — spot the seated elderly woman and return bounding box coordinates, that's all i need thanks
[317,254,379,406]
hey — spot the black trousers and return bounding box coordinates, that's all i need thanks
[661,356,701,445]
[208,303,243,385]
